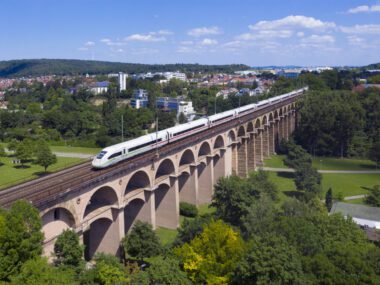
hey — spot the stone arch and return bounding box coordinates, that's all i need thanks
[83,186,119,219]
[83,217,119,261]
[269,113,274,122]
[198,141,211,158]
[227,130,236,144]
[213,135,225,149]
[247,121,254,133]
[279,108,283,117]
[237,125,247,176]
[197,161,212,204]
[155,158,175,180]
[255,118,261,129]
[124,197,152,234]
[125,170,151,195]
[237,125,245,137]
[213,153,225,185]
[262,115,268,125]
[227,130,237,175]
[274,110,279,119]
[179,149,195,167]
[155,183,178,228]
[41,207,76,254]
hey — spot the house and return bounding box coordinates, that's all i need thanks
[90,82,109,95]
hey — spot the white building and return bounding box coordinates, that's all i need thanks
[118,72,127,91]
[90,82,109,95]
[163,71,187,81]
[178,101,195,117]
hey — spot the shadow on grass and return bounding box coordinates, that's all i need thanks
[361,186,373,191]
[33,171,52,177]
[277,171,295,179]
[13,165,31,169]
[0,162,4,167]
[283,190,304,199]
[359,164,376,170]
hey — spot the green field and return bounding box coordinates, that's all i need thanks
[264,155,376,171]
[0,155,85,190]
[1,142,101,155]
[266,171,379,201]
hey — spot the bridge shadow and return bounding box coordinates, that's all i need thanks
[14,165,31,169]
[277,171,295,179]
[359,164,376,170]
[33,171,52,177]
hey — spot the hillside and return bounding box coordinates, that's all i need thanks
[0,59,249,77]
[364,62,380,70]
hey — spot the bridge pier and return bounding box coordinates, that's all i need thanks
[247,134,256,172]
[254,131,263,167]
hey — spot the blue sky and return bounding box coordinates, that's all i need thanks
[2,0,380,66]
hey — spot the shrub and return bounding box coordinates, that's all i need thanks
[180,202,198,218]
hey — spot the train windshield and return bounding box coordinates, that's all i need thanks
[96,151,107,159]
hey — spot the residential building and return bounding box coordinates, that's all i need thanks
[130,89,149,109]
[90,81,109,95]
[118,72,127,91]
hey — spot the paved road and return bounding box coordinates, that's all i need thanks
[5,147,93,159]
[53,152,93,159]
[261,167,380,174]
[344,194,367,201]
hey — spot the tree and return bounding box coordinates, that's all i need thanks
[0,146,5,157]
[365,185,380,207]
[212,176,254,226]
[15,140,33,166]
[54,229,84,270]
[178,112,187,124]
[9,257,77,285]
[232,236,304,285]
[122,221,162,259]
[0,200,44,281]
[248,170,278,201]
[175,220,245,285]
[325,188,333,211]
[369,140,380,168]
[132,256,192,285]
[173,214,212,247]
[35,143,57,172]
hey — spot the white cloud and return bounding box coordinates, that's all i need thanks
[180,40,194,45]
[125,33,166,42]
[301,34,335,44]
[188,26,222,37]
[237,29,293,41]
[297,32,305,37]
[249,15,336,31]
[347,5,380,14]
[340,24,380,34]
[85,41,95,47]
[78,47,88,51]
[157,29,173,35]
[200,38,218,46]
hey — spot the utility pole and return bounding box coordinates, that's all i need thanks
[121,114,124,142]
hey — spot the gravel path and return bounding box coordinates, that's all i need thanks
[261,167,380,174]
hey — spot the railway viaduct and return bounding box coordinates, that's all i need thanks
[0,91,302,260]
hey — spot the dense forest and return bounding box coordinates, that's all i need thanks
[0,59,249,77]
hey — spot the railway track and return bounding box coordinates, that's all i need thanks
[0,94,301,209]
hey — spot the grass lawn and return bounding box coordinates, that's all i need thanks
[156,204,216,246]
[0,155,85,190]
[266,171,379,201]
[264,155,376,171]
[1,142,101,155]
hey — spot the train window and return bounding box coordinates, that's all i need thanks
[129,139,162,152]
[96,151,107,159]
[108,151,122,159]
[173,124,204,137]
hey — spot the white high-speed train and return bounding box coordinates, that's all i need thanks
[92,87,308,168]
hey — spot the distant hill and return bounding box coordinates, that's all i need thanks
[364,63,380,70]
[0,59,250,78]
